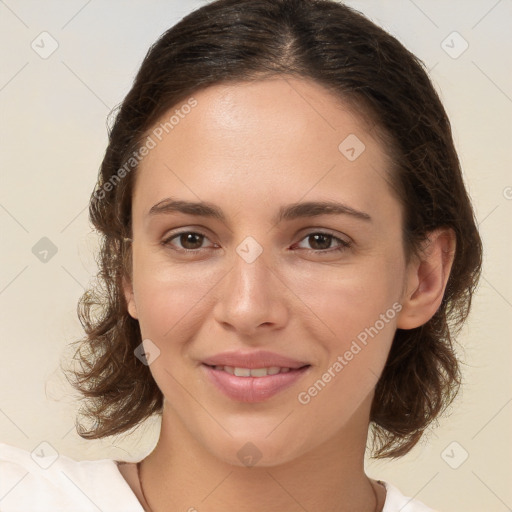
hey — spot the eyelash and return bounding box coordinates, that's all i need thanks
[161,230,352,256]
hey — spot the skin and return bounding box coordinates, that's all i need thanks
[121,76,455,512]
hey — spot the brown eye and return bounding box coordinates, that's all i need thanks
[296,232,351,253]
[179,232,205,250]
[163,231,211,251]
[307,233,333,250]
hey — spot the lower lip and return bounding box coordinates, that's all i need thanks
[202,364,310,403]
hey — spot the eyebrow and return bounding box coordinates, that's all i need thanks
[147,197,372,223]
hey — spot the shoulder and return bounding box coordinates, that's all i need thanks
[381,480,440,512]
[0,442,144,512]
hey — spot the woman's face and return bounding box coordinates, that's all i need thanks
[125,77,410,466]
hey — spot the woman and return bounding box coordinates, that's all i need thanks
[0,0,482,510]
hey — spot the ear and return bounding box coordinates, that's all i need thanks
[396,228,456,330]
[122,275,138,320]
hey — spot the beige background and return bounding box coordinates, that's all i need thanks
[1,1,511,511]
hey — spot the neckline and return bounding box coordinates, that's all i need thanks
[115,461,389,512]
[113,460,147,510]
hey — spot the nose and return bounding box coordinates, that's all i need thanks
[213,248,289,337]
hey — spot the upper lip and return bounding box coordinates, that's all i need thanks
[202,350,309,369]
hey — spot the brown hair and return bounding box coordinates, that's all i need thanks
[63,0,482,458]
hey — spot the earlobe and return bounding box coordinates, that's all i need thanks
[396,228,456,330]
[122,275,138,319]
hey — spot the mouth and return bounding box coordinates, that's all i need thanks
[201,363,311,402]
[205,364,308,377]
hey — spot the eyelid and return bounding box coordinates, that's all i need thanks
[293,231,352,253]
[296,226,351,242]
[162,227,352,254]
[161,228,216,249]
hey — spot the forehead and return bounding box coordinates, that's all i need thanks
[149,77,380,157]
[133,77,399,224]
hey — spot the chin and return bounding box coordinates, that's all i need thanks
[204,429,311,469]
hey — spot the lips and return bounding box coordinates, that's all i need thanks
[202,350,309,370]
[210,365,292,377]
[201,350,311,402]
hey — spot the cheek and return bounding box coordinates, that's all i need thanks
[293,265,402,428]
[286,253,404,343]
[131,248,222,342]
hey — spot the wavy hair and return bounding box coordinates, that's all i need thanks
[63,0,482,458]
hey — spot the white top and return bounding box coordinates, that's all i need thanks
[0,442,438,511]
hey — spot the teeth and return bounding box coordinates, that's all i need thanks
[249,367,268,377]
[214,365,294,377]
[233,367,251,377]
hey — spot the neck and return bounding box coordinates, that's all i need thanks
[139,400,382,512]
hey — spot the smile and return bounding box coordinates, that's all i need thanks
[209,365,295,377]
[202,363,311,402]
